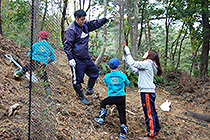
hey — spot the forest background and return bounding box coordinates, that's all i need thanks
[0,0,209,83]
[0,0,209,139]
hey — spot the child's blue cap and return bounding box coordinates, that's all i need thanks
[108,58,120,68]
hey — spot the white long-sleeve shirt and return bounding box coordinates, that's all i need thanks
[125,55,158,93]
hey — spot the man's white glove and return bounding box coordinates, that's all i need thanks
[106,13,115,20]
[69,59,76,67]
[124,46,131,55]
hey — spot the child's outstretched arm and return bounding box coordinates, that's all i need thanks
[124,46,139,74]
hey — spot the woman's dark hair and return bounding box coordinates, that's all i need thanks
[74,9,87,18]
[146,50,162,76]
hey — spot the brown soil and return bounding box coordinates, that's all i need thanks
[0,35,210,140]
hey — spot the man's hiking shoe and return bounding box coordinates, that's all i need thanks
[94,117,104,124]
[86,78,97,95]
[86,88,95,95]
[119,133,126,139]
[79,98,90,105]
[14,68,23,80]
[73,83,90,105]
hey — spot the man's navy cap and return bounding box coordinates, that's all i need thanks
[108,58,120,68]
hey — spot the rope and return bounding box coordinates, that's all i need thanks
[172,114,210,127]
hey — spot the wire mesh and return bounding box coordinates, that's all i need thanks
[1,0,62,139]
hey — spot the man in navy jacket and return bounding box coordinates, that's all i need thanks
[64,9,113,105]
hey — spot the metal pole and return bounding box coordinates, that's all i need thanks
[123,42,126,92]
[28,0,35,139]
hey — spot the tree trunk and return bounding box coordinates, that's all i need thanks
[83,0,85,9]
[147,20,152,49]
[138,0,146,50]
[79,0,81,9]
[124,28,129,46]
[126,0,133,50]
[189,45,200,76]
[164,17,169,67]
[61,0,68,44]
[41,0,48,31]
[199,0,209,79]
[74,0,76,12]
[188,22,198,76]
[172,29,182,62]
[185,109,210,122]
[85,0,91,12]
[0,0,3,35]
[164,0,172,67]
[170,22,184,62]
[34,0,40,41]
[170,38,177,61]
[175,32,186,70]
[116,3,122,58]
[117,1,124,58]
[123,2,126,44]
[144,24,148,48]
[133,0,138,59]
[95,31,98,51]
[95,0,107,66]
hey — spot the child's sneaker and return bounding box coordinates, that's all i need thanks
[94,117,105,124]
[119,133,126,139]
[119,124,127,139]
[94,108,107,124]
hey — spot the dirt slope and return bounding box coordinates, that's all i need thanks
[0,36,210,140]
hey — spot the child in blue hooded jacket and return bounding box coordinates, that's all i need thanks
[14,31,55,100]
[94,58,130,139]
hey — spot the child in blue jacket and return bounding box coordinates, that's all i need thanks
[94,58,130,139]
[14,31,55,100]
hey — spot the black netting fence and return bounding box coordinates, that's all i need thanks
[1,0,62,139]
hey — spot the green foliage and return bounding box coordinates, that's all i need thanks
[154,75,164,84]
[7,0,30,29]
[162,65,183,87]
[126,69,138,88]
[99,63,110,75]
[166,81,176,86]
[1,0,207,81]
[208,66,210,77]
[89,49,100,56]
[104,53,116,60]
[192,69,199,77]
[2,0,62,49]
[1,0,31,46]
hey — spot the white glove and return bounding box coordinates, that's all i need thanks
[122,55,126,62]
[69,59,76,67]
[124,46,131,55]
[106,13,115,20]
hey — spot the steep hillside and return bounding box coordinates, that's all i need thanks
[0,36,209,140]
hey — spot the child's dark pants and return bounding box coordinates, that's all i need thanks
[100,96,126,125]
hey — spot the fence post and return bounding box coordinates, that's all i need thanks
[28,0,35,139]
